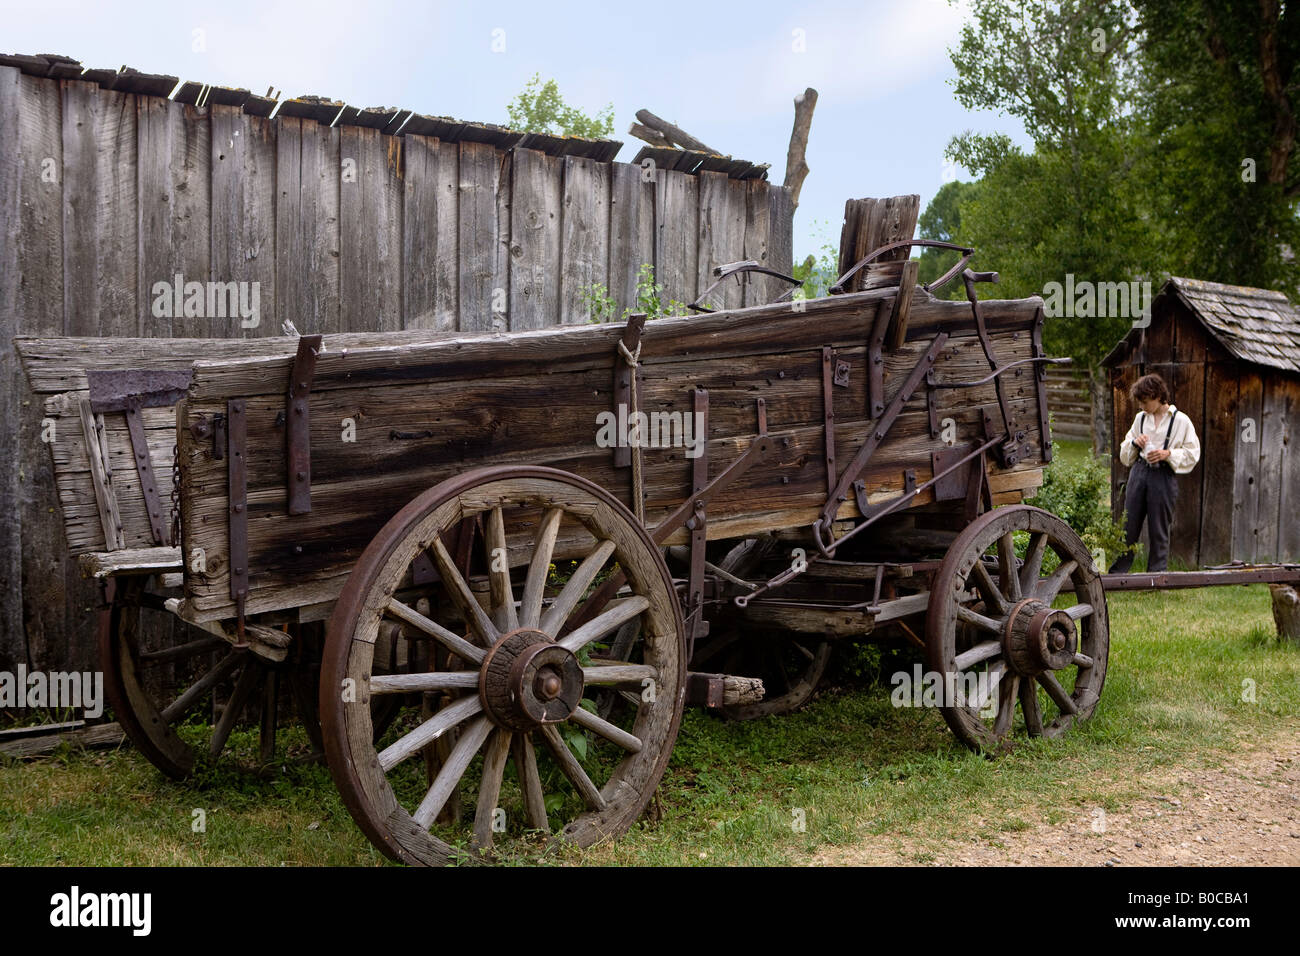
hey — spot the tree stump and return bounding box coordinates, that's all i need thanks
[1269,584,1300,642]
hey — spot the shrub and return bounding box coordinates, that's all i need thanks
[1027,441,1131,569]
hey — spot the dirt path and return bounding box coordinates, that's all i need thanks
[815,743,1300,866]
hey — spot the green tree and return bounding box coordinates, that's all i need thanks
[507,74,615,138]
[943,0,1158,369]
[1133,0,1300,293]
[916,179,981,300]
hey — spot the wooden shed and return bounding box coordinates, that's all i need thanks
[1101,277,1300,567]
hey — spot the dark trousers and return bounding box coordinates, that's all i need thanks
[1109,461,1178,573]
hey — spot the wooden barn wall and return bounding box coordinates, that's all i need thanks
[1109,298,1300,568]
[0,66,794,677]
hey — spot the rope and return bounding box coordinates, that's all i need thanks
[618,340,645,524]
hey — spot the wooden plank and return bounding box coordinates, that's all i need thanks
[1169,361,1204,567]
[1278,378,1300,563]
[62,81,137,336]
[276,116,341,334]
[1254,374,1287,563]
[77,399,125,549]
[508,148,562,330]
[136,96,210,338]
[767,184,794,279]
[459,141,503,332]
[654,168,698,310]
[1230,368,1262,563]
[211,104,276,336]
[742,179,772,306]
[607,160,653,316]
[402,134,449,331]
[433,139,460,330]
[340,125,402,333]
[696,171,747,312]
[559,155,610,325]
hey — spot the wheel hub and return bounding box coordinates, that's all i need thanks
[1001,598,1077,675]
[480,628,584,731]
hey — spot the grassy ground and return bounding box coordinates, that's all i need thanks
[2,583,1295,866]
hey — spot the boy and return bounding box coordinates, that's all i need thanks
[1108,373,1201,573]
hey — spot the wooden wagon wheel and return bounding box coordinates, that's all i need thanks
[321,465,686,866]
[925,505,1109,753]
[694,537,832,720]
[100,577,317,778]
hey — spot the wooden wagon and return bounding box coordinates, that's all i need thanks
[16,254,1111,865]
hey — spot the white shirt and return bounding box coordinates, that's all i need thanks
[1119,404,1201,475]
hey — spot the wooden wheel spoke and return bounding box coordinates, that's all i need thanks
[969,560,1007,614]
[473,728,512,850]
[160,651,242,724]
[540,539,617,635]
[208,659,262,760]
[1063,603,1094,621]
[993,674,1019,737]
[539,724,607,812]
[379,694,483,773]
[520,507,563,629]
[997,532,1021,601]
[581,663,657,685]
[1034,559,1077,602]
[568,705,642,753]
[369,670,478,694]
[1019,532,1048,595]
[1037,672,1078,715]
[412,715,493,830]
[953,639,1001,670]
[1073,652,1095,669]
[511,733,549,832]
[140,636,226,665]
[385,598,485,665]
[430,535,499,647]
[556,595,648,653]
[1020,676,1044,735]
[957,604,1002,633]
[485,506,519,633]
[968,661,1005,714]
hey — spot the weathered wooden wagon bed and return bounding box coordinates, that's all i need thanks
[17,262,1115,866]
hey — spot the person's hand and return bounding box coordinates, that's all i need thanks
[1134,433,1149,449]
[1145,448,1170,463]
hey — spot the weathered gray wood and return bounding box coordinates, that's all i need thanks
[1254,375,1286,563]
[838,195,920,292]
[559,155,610,325]
[0,721,125,758]
[742,179,772,307]
[211,104,276,336]
[77,399,125,550]
[696,172,747,312]
[137,96,210,338]
[508,148,562,330]
[79,546,182,578]
[401,134,449,331]
[276,116,341,334]
[433,139,460,330]
[459,141,504,332]
[1231,370,1263,563]
[340,125,402,333]
[1277,379,1300,562]
[767,184,794,287]
[13,72,76,674]
[607,160,654,314]
[783,88,817,208]
[654,167,698,309]
[1271,584,1300,642]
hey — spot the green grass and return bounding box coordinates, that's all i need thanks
[1,585,1296,866]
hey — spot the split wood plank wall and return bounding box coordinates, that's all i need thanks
[0,65,794,676]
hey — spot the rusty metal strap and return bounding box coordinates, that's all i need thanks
[287,335,322,516]
[228,399,250,643]
[123,401,168,546]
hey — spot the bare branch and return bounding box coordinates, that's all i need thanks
[783,87,818,209]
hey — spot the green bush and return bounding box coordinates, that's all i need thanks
[1027,441,1130,569]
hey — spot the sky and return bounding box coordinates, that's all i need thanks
[2,0,1030,263]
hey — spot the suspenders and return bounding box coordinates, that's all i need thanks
[1133,410,1178,465]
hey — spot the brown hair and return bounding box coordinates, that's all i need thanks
[1130,373,1170,404]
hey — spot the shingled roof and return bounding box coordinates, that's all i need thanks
[1103,276,1300,373]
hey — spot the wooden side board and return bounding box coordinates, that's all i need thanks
[174,290,1049,621]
